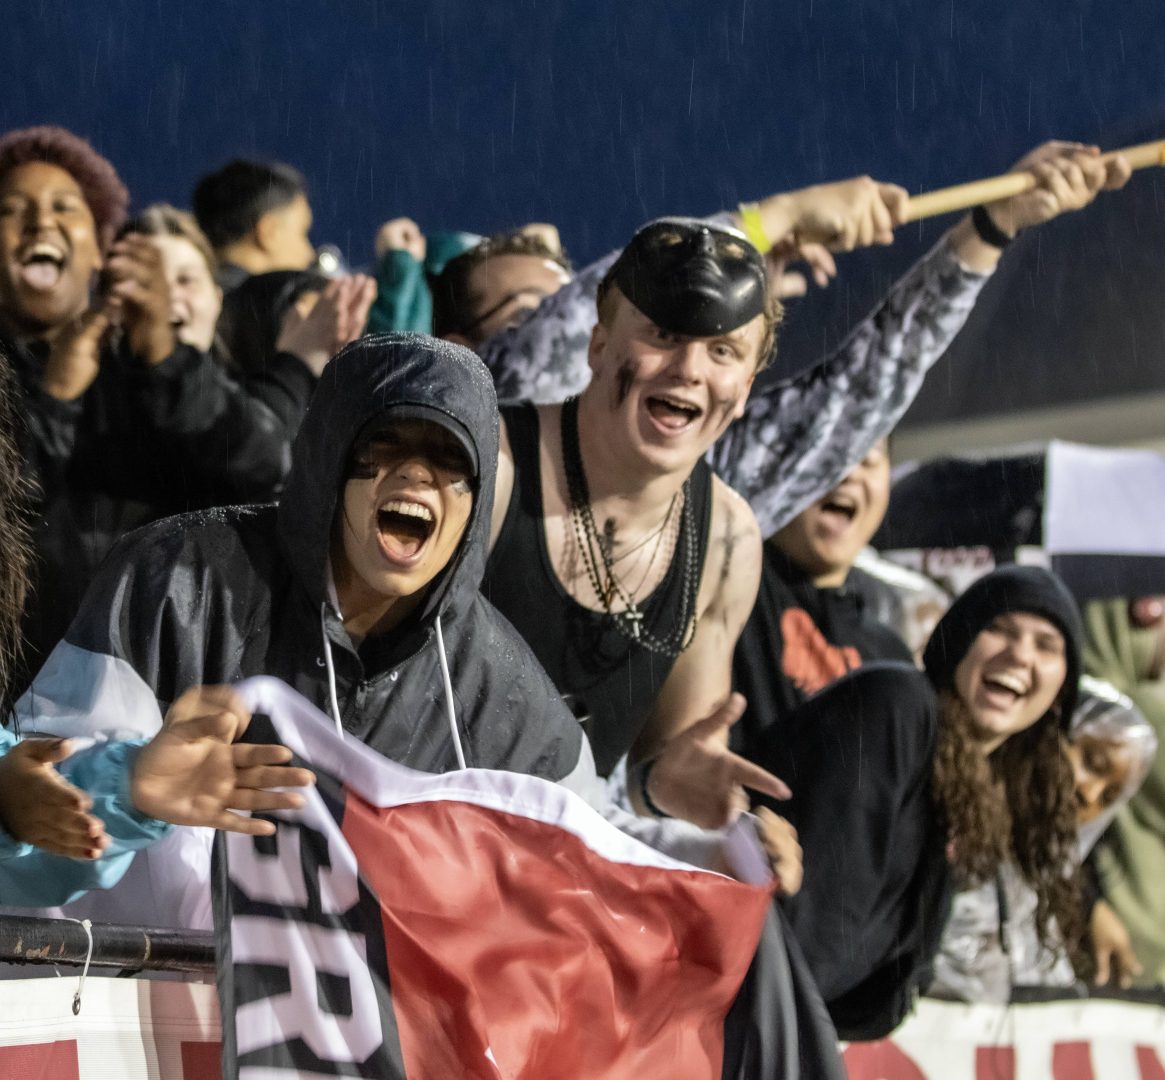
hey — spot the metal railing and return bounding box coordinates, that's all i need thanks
[0,914,214,975]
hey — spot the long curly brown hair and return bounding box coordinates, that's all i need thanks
[933,690,1086,972]
[0,347,31,720]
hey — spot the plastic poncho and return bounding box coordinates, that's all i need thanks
[1085,597,1165,986]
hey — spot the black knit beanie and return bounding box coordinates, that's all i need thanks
[922,565,1082,726]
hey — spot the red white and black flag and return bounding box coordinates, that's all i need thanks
[213,678,838,1079]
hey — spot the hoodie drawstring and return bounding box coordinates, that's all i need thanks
[320,602,344,738]
[319,601,467,770]
[435,615,467,770]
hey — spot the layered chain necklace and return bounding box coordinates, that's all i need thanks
[560,396,699,657]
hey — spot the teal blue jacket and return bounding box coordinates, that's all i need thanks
[0,731,170,906]
[367,231,480,335]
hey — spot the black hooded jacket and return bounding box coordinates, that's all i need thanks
[20,333,584,780]
[6,330,294,680]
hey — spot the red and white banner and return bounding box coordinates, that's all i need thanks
[216,677,776,1079]
[2,981,1164,1079]
[845,998,1165,1079]
[0,976,219,1079]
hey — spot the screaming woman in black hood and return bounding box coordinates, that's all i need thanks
[12,334,734,930]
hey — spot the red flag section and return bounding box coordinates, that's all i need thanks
[344,794,771,1080]
[219,678,778,1079]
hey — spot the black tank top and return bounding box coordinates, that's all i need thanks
[483,403,714,776]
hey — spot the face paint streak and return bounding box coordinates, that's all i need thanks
[614,359,636,407]
[716,394,742,428]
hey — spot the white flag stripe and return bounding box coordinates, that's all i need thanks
[237,676,751,878]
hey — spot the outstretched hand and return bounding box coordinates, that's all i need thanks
[0,739,108,859]
[132,686,315,837]
[640,693,791,829]
[1092,898,1143,989]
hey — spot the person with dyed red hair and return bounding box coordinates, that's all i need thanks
[0,125,293,676]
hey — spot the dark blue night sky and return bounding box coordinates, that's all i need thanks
[3,0,1163,404]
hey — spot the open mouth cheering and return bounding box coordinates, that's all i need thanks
[377,498,437,562]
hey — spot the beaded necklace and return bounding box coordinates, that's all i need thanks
[560,396,699,657]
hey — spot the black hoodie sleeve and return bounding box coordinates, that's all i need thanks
[243,350,319,437]
[127,343,292,502]
[18,381,82,465]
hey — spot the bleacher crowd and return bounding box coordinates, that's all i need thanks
[0,123,1159,1060]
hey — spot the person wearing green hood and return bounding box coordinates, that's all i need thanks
[367,216,480,335]
[1084,596,1165,987]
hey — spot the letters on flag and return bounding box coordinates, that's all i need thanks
[214,677,774,1079]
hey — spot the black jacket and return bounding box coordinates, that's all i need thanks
[26,333,584,778]
[7,331,293,674]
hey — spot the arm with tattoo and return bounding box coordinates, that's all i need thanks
[628,485,790,828]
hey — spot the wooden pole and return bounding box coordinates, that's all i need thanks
[901,140,1165,223]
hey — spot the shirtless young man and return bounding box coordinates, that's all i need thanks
[482,213,881,827]
[480,142,1131,828]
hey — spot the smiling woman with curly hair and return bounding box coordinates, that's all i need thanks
[746,563,1086,1039]
[925,568,1085,984]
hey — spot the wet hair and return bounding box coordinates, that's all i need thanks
[431,229,572,339]
[0,347,32,719]
[191,159,307,250]
[934,692,1085,972]
[119,203,218,275]
[595,273,783,373]
[0,125,129,251]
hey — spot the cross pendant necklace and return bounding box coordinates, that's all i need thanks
[621,605,644,639]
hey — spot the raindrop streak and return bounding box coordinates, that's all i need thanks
[688,58,695,118]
